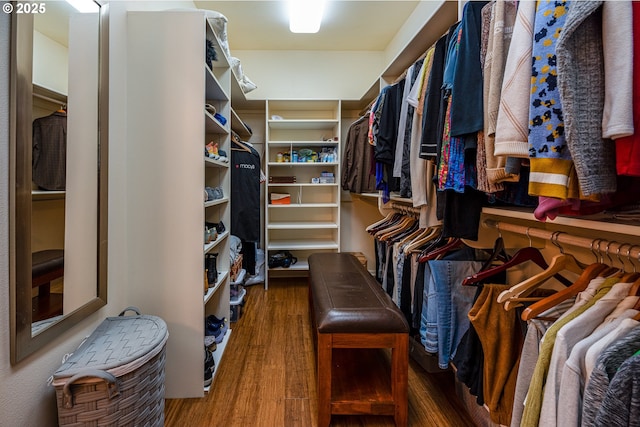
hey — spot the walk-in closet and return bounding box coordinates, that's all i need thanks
[2,1,640,426]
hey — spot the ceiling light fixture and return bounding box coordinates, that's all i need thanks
[289,0,325,33]
[65,0,99,13]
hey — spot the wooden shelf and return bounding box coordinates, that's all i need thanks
[268,259,310,271]
[268,119,339,130]
[267,203,339,208]
[205,110,229,134]
[32,190,65,201]
[267,140,339,147]
[267,183,338,187]
[204,157,230,168]
[204,64,229,101]
[204,230,229,254]
[330,348,393,407]
[267,239,339,250]
[482,207,640,236]
[204,328,232,393]
[267,221,338,230]
[204,270,230,304]
[265,100,341,289]
[205,197,229,208]
[267,162,339,167]
[231,108,252,138]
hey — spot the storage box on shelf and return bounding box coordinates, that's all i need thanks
[264,100,342,288]
[230,287,247,322]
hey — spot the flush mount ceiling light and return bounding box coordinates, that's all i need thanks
[289,0,325,33]
[65,0,99,13]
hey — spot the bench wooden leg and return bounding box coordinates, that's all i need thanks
[392,334,409,427]
[317,332,332,427]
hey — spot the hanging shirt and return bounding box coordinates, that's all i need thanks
[32,111,67,191]
[527,0,575,199]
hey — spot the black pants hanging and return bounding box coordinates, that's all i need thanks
[241,240,256,275]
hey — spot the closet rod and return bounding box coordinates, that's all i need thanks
[389,202,421,217]
[484,219,640,260]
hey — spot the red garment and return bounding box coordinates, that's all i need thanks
[616,2,640,176]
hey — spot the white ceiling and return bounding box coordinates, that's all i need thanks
[193,0,421,51]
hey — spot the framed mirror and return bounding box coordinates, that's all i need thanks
[9,0,108,363]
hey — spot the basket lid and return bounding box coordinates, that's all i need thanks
[53,313,168,380]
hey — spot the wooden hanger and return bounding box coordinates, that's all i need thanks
[397,225,426,247]
[477,237,508,272]
[462,246,547,287]
[497,252,586,311]
[377,217,415,241]
[404,226,440,254]
[380,218,417,242]
[369,215,405,235]
[520,262,609,321]
[374,215,411,238]
[418,237,464,263]
[366,212,397,233]
[231,138,251,153]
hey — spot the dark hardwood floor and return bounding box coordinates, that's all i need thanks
[164,278,476,427]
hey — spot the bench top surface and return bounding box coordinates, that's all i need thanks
[309,253,409,334]
[32,249,64,277]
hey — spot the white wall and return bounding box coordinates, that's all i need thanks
[238,49,382,100]
[0,2,196,426]
[33,30,68,95]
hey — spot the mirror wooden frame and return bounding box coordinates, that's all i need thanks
[9,2,109,364]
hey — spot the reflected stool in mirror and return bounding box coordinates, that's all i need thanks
[32,249,64,322]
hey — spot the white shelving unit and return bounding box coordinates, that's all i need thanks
[126,10,241,398]
[264,100,342,287]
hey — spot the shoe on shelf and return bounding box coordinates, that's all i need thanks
[206,253,219,287]
[204,347,215,387]
[214,321,228,344]
[204,336,218,352]
[205,103,217,116]
[207,313,226,327]
[214,112,227,126]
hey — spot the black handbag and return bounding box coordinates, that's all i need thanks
[268,251,297,268]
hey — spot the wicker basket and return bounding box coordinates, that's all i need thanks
[52,307,168,427]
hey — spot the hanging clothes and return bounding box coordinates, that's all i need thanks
[494,0,536,159]
[556,0,623,197]
[32,111,67,191]
[582,325,640,426]
[419,33,448,159]
[615,1,640,176]
[449,0,488,138]
[230,140,261,242]
[520,276,617,427]
[480,0,519,192]
[341,115,376,193]
[592,352,640,426]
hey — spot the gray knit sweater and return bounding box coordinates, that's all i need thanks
[582,325,640,426]
[556,0,617,196]
[594,354,640,427]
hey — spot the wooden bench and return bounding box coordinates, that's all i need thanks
[308,253,409,427]
[32,250,64,321]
